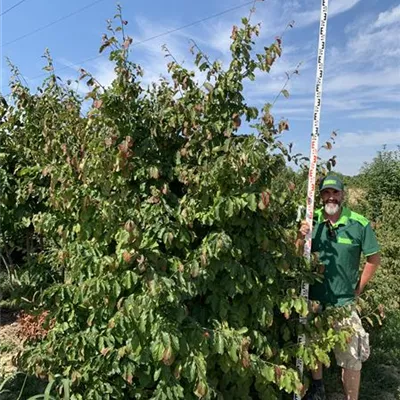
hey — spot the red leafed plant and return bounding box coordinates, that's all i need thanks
[17,311,54,341]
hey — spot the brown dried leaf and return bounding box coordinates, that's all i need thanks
[93,99,103,109]
[231,25,239,40]
[162,346,175,366]
[258,191,270,211]
[275,366,282,380]
[126,373,133,384]
[278,120,289,133]
[263,112,274,126]
[123,251,132,263]
[100,347,111,356]
[123,37,133,49]
[233,114,241,128]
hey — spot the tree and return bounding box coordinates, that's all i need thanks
[0,11,348,400]
[359,147,400,220]
[354,148,400,327]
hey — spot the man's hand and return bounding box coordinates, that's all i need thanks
[296,221,311,255]
[298,220,311,238]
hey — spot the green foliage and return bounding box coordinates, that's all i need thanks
[358,197,400,330]
[345,148,400,400]
[352,149,400,326]
[0,270,13,305]
[358,147,400,220]
[357,310,400,400]
[370,310,400,367]
[0,11,349,400]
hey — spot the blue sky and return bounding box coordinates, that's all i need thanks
[1,0,399,175]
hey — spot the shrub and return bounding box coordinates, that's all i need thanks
[359,148,400,220]
[1,12,348,400]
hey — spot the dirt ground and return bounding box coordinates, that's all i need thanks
[0,309,22,378]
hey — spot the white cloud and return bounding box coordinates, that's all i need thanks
[331,150,371,175]
[317,2,400,117]
[294,0,361,28]
[374,4,400,28]
[121,15,197,87]
[202,1,284,57]
[347,109,400,120]
[92,60,116,88]
[336,130,400,148]
[326,4,400,71]
[271,106,311,115]
[323,97,366,111]
[44,0,398,149]
[242,50,317,104]
[128,10,308,95]
[328,0,362,17]
[56,58,116,95]
[206,22,234,57]
[346,24,400,66]
[325,67,400,92]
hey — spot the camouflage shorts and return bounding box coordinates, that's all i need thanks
[333,309,370,371]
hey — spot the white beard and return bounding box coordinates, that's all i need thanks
[324,202,340,216]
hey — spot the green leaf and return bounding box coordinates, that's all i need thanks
[261,365,275,381]
[365,316,374,327]
[226,198,234,218]
[228,343,238,363]
[215,333,224,355]
[246,194,257,212]
[154,368,161,381]
[44,379,56,400]
[204,82,214,92]
[61,379,70,400]
[281,89,290,98]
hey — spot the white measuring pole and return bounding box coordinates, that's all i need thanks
[294,1,329,399]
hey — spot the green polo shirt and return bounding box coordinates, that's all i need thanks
[310,207,380,307]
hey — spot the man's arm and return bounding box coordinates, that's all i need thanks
[355,252,381,295]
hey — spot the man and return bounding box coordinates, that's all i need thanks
[298,175,381,400]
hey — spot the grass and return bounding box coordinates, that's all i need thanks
[0,373,48,400]
[360,310,400,400]
[0,270,14,305]
[0,342,16,354]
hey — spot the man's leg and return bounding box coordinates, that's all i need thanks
[334,310,367,400]
[342,368,360,400]
[311,362,323,380]
[303,362,326,399]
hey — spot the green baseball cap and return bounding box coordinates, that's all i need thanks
[319,175,344,192]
